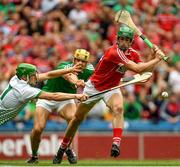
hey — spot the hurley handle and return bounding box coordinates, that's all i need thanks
[140,35,169,62]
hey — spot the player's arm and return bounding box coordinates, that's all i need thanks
[37,63,82,81]
[124,49,164,73]
[63,73,85,87]
[137,45,160,72]
[124,58,159,73]
[38,91,88,101]
[64,65,94,87]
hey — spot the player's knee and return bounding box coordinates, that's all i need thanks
[112,104,124,116]
[65,112,75,122]
[34,124,45,134]
[74,114,85,124]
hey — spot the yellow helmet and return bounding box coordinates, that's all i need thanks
[74,49,90,62]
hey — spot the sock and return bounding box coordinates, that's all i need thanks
[32,150,38,157]
[60,137,70,150]
[113,128,123,147]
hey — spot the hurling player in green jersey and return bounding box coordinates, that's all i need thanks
[27,49,94,164]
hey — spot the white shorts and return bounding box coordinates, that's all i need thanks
[36,99,75,113]
[83,80,121,104]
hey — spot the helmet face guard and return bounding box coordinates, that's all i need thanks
[117,25,134,51]
[16,63,37,79]
[74,49,90,62]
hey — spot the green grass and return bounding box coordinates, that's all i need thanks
[0,160,180,166]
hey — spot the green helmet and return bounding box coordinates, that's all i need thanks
[16,63,37,79]
[117,26,134,40]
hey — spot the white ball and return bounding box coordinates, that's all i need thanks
[161,91,169,98]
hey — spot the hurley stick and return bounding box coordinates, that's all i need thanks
[115,10,169,61]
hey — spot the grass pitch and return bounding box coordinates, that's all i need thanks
[0,160,180,166]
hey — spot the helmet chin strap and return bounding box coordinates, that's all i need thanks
[26,75,30,83]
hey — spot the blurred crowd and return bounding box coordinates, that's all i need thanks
[0,0,179,127]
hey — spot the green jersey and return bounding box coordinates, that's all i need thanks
[42,62,94,94]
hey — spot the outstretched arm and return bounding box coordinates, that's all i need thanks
[63,73,85,87]
[38,91,88,101]
[38,63,82,81]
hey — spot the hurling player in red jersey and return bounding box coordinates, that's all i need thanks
[53,25,165,164]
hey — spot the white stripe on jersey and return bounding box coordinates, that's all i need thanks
[129,47,139,54]
[116,48,129,63]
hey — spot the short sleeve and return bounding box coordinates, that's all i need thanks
[22,86,42,101]
[133,51,142,63]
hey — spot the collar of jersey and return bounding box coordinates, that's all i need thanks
[15,75,28,84]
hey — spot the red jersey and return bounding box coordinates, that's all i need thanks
[90,44,142,91]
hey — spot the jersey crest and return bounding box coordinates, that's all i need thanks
[116,64,127,74]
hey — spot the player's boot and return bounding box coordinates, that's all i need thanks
[26,155,38,164]
[53,147,65,164]
[110,144,120,157]
[65,148,77,164]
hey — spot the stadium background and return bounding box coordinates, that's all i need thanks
[0,0,179,162]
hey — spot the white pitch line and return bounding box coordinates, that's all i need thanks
[1,166,180,167]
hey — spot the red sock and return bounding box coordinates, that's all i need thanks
[60,137,70,149]
[113,128,123,146]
